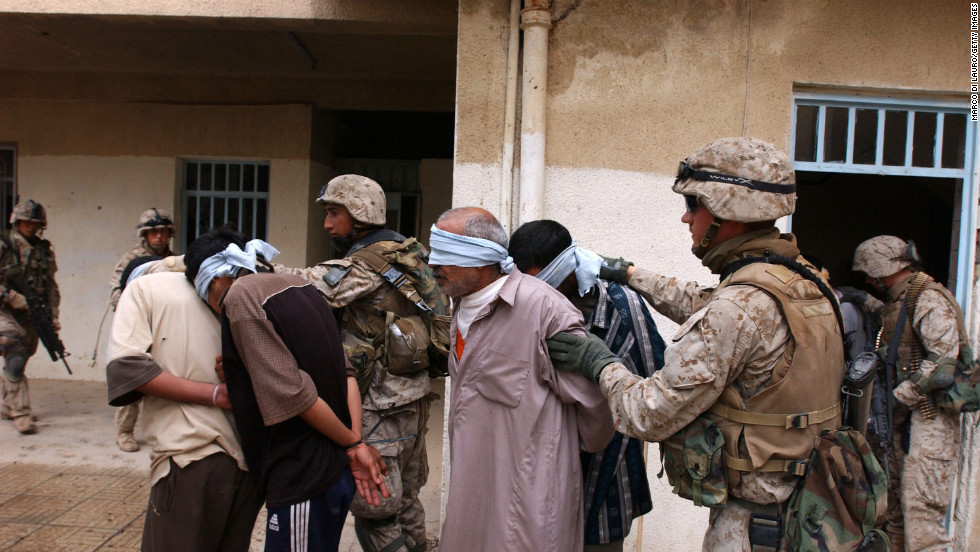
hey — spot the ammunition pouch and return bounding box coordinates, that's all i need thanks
[659,415,728,507]
[383,311,430,377]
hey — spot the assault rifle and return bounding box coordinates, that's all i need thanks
[868,371,890,474]
[22,285,72,375]
[0,237,71,375]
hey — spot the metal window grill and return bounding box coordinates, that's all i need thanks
[790,93,978,308]
[792,95,972,179]
[181,159,270,250]
[0,146,15,229]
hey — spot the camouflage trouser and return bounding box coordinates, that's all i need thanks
[351,397,430,552]
[702,501,788,552]
[885,405,958,552]
[115,401,141,434]
[0,311,37,419]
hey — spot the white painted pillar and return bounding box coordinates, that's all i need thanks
[518,0,551,226]
[499,0,521,234]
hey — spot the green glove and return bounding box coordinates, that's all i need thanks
[837,285,869,307]
[599,256,634,285]
[547,331,620,381]
[914,357,957,394]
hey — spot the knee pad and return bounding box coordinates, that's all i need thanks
[3,352,27,382]
[354,516,404,552]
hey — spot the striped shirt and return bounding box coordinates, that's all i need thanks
[579,279,666,545]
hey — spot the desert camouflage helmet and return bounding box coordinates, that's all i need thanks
[136,208,176,238]
[673,137,796,223]
[316,174,386,226]
[9,200,47,228]
[852,235,919,279]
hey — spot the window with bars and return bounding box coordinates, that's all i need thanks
[0,146,16,227]
[792,99,970,178]
[181,160,269,250]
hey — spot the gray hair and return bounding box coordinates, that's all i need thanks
[437,207,508,248]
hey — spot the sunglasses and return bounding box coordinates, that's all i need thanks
[674,161,796,194]
[684,195,700,213]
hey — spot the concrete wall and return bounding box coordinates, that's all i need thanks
[0,99,316,380]
[454,0,969,549]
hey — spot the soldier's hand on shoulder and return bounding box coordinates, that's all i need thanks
[547,331,620,381]
[599,256,634,285]
[837,286,868,307]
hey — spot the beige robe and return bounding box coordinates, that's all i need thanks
[438,270,614,552]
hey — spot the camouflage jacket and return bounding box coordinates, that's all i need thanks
[598,231,816,505]
[0,230,59,321]
[109,239,174,308]
[274,237,431,411]
[881,272,961,406]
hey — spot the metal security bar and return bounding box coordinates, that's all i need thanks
[790,92,978,310]
[792,95,972,179]
[0,146,15,228]
[181,160,270,250]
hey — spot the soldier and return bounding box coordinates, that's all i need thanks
[275,174,446,552]
[109,208,176,452]
[547,137,847,551]
[850,236,959,551]
[0,200,60,435]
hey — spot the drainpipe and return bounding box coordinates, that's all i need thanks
[500,0,521,234]
[519,0,551,226]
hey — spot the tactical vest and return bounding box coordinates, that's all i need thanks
[339,237,448,394]
[2,233,52,298]
[708,262,845,486]
[879,272,959,384]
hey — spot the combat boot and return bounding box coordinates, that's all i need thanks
[117,432,139,452]
[13,414,35,434]
[114,403,140,451]
[2,377,35,432]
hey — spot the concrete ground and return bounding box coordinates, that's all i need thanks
[0,377,444,551]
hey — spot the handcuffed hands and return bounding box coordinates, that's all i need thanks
[547,331,620,382]
[347,442,391,506]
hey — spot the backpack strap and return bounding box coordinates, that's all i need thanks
[351,241,431,313]
[722,253,848,358]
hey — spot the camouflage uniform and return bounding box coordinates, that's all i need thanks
[276,175,435,552]
[602,231,842,551]
[109,209,175,452]
[0,201,59,434]
[575,138,846,551]
[854,236,960,552]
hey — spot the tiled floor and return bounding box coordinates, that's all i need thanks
[0,464,146,551]
[0,378,445,551]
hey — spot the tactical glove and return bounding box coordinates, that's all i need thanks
[913,358,957,394]
[547,331,620,382]
[5,290,27,311]
[599,256,634,285]
[837,286,869,307]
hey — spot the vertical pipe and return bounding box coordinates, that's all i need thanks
[500,0,521,234]
[519,0,551,226]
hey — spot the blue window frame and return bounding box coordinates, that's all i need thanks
[790,93,978,310]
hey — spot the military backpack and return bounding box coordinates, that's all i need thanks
[338,235,451,394]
